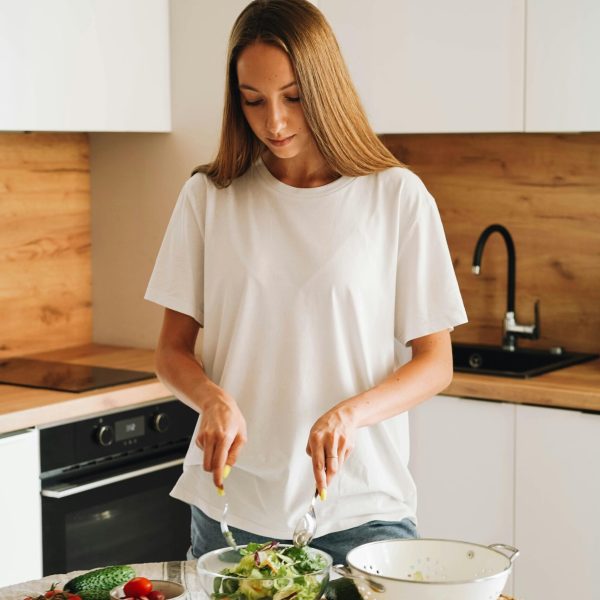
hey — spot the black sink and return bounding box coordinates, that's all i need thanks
[452,343,598,379]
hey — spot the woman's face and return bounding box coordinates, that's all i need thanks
[237,42,314,159]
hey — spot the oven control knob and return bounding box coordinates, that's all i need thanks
[96,425,114,447]
[152,412,169,433]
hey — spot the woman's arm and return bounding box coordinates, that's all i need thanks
[307,328,453,497]
[156,308,247,490]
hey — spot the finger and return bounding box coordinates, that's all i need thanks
[202,436,215,473]
[211,437,232,488]
[325,455,339,486]
[309,447,327,499]
[338,445,352,474]
[227,433,246,466]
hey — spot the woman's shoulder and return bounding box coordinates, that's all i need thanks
[364,166,433,209]
[184,167,255,196]
[373,165,427,191]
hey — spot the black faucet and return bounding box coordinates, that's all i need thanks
[472,224,540,351]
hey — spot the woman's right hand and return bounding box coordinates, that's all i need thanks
[155,308,247,493]
[196,384,247,491]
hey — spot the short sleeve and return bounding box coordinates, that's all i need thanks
[144,174,207,325]
[394,172,468,346]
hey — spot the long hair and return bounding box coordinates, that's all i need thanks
[194,0,403,188]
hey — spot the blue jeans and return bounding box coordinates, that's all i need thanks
[188,505,418,565]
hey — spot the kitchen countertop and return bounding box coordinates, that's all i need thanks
[0,561,204,600]
[446,358,600,412]
[1,343,599,434]
[0,344,170,434]
[0,560,518,600]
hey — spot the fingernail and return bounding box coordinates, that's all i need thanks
[223,464,231,480]
[320,488,327,501]
[216,486,225,496]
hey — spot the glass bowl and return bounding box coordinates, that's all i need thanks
[196,543,332,600]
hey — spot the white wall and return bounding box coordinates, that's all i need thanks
[90,1,249,349]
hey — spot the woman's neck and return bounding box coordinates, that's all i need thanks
[261,150,340,188]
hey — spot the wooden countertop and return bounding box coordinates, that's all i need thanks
[446,357,600,412]
[1,343,599,434]
[0,344,169,434]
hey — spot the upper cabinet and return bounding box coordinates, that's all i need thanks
[526,0,600,132]
[0,0,171,132]
[319,0,599,133]
[319,0,524,133]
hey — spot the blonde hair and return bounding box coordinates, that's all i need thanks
[194,0,403,187]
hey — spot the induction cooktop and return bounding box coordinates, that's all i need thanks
[0,358,155,392]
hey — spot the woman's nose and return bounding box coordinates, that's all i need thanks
[265,102,286,135]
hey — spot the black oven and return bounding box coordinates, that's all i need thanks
[39,398,197,575]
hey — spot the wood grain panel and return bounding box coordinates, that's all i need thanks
[0,133,92,359]
[382,133,600,354]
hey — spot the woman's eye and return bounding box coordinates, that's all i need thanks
[243,99,263,106]
[286,97,301,103]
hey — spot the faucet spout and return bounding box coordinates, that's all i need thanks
[472,224,516,314]
[472,223,539,351]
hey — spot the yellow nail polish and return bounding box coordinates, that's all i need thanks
[320,488,327,502]
[223,464,231,480]
[216,486,225,496]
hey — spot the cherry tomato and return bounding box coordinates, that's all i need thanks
[123,578,153,598]
[147,591,165,600]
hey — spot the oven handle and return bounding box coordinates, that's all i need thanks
[41,458,184,499]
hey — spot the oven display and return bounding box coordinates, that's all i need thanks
[115,416,145,442]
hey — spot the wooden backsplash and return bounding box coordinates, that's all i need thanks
[1,132,598,359]
[0,133,92,359]
[382,133,600,354]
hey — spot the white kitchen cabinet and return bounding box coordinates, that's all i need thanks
[409,395,515,543]
[409,395,516,595]
[514,404,600,600]
[526,0,600,132]
[0,0,170,132]
[0,429,42,587]
[318,0,525,133]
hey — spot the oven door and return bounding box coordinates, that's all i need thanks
[41,453,191,574]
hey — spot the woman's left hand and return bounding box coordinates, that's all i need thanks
[306,405,357,499]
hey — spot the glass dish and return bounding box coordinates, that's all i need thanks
[196,543,332,600]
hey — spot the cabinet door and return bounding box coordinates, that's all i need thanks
[515,405,600,600]
[409,395,515,543]
[526,0,600,132]
[0,0,170,132]
[318,0,524,133]
[0,429,42,587]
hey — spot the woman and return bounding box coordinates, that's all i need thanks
[145,0,467,564]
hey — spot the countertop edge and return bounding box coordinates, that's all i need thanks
[0,379,173,434]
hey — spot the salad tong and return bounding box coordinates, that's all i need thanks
[292,489,319,547]
[218,465,239,550]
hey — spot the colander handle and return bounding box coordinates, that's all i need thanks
[488,543,520,563]
[332,565,385,593]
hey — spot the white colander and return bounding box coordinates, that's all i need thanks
[335,539,519,600]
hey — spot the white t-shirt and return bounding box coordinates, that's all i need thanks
[145,158,467,539]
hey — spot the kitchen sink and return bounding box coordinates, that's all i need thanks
[452,343,598,379]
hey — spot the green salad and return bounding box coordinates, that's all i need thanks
[212,541,329,600]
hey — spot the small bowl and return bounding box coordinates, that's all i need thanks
[196,544,332,600]
[110,580,186,600]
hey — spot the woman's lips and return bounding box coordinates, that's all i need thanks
[268,135,295,147]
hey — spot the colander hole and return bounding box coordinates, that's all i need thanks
[467,550,475,559]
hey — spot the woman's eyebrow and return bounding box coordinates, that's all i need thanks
[239,81,297,92]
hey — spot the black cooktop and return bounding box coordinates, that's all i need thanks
[0,358,155,392]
